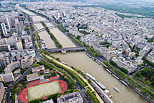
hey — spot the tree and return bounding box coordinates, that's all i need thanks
[29,99,43,103]
[96,52,101,56]
[128,77,137,87]
[146,80,151,85]
[16,84,23,88]
[44,49,50,55]
[58,44,62,48]
[47,93,60,100]
[76,35,81,40]
[151,79,154,86]
[147,89,151,94]
[150,62,154,66]
[103,60,111,68]
[15,87,21,94]
[135,71,141,77]
[137,83,142,88]
[112,67,127,79]
[110,60,117,66]
[92,91,96,95]
[33,63,40,67]
[71,85,75,89]
[2,81,9,87]
[141,87,147,95]
[86,89,99,103]
[73,89,80,93]
[142,66,152,77]
[93,53,96,56]
[88,79,92,84]
[21,69,26,74]
[56,57,60,62]
[50,70,54,73]
[33,37,36,41]
[120,67,128,74]
[87,48,90,52]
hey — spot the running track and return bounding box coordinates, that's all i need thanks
[20,80,67,102]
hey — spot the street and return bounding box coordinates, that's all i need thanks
[6,63,34,103]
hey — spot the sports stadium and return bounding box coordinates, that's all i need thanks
[20,80,67,102]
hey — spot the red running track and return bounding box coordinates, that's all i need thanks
[49,76,57,80]
[20,80,67,103]
[28,80,39,85]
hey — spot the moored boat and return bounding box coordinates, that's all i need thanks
[106,69,112,73]
[120,80,128,87]
[104,90,112,98]
[112,74,119,80]
[86,73,96,81]
[113,87,120,92]
[86,53,92,58]
[95,81,106,90]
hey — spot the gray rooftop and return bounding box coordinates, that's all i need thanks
[2,73,14,83]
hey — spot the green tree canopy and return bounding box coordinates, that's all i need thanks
[33,63,40,67]
[15,87,21,94]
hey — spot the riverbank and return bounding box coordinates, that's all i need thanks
[44,54,104,103]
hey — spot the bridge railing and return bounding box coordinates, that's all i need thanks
[37,26,55,32]
[36,47,86,53]
[33,20,50,23]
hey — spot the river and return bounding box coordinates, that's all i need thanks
[38,30,56,48]
[32,13,76,48]
[19,7,37,16]
[34,23,44,30]
[52,52,148,103]
[20,7,148,103]
[32,15,46,21]
[49,28,77,48]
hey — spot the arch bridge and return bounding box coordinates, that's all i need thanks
[36,47,86,53]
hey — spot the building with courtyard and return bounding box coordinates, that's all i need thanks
[57,92,83,103]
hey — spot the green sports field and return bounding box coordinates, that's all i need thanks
[28,81,62,101]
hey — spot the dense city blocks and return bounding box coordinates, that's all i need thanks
[0,0,153,103]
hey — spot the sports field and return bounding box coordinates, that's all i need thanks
[20,80,67,102]
[28,81,62,101]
